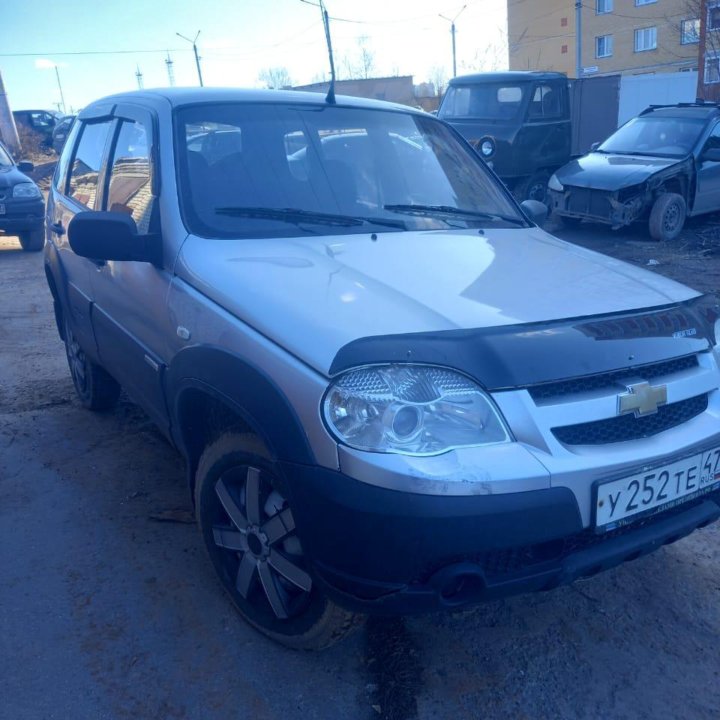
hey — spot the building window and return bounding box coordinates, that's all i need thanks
[561,44,568,54]
[597,0,613,13]
[596,35,613,58]
[681,19,700,44]
[705,54,720,83]
[634,27,657,52]
[635,0,656,6]
[709,2,720,31]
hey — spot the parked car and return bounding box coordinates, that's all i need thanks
[0,140,44,251]
[45,88,720,650]
[548,102,720,240]
[52,115,76,154]
[437,71,572,202]
[12,109,63,148]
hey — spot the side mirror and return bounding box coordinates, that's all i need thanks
[590,142,600,152]
[520,199,549,226]
[17,160,34,173]
[701,147,720,163]
[68,212,160,264]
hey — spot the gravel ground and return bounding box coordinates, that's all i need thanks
[1,217,719,720]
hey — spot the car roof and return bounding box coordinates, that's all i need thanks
[448,71,567,85]
[78,87,426,118]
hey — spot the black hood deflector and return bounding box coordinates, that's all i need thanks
[329,295,719,391]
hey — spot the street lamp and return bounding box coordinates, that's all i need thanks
[176,31,204,87]
[439,5,467,78]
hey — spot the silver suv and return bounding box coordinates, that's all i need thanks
[44,89,720,649]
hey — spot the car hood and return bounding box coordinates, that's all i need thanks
[176,227,699,375]
[555,152,684,191]
[0,165,33,190]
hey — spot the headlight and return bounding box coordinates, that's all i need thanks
[478,136,495,158]
[548,174,563,192]
[322,365,511,456]
[12,182,41,198]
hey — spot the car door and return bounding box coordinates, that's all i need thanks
[692,121,720,216]
[87,104,171,433]
[49,115,116,358]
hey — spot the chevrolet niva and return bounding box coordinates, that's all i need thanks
[44,89,720,649]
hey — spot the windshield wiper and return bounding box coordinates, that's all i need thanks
[383,204,526,226]
[215,206,406,230]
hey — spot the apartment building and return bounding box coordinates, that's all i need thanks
[509,0,701,77]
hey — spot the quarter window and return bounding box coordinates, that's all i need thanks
[106,120,154,234]
[681,19,700,44]
[68,120,114,209]
[596,35,613,58]
[634,27,657,52]
[53,118,82,193]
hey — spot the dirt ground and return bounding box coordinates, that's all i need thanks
[1,215,719,720]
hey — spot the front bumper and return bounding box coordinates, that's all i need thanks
[0,199,45,234]
[282,462,720,614]
[548,187,644,228]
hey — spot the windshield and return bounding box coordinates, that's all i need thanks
[439,84,527,121]
[175,103,524,238]
[0,144,12,167]
[598,115,705,157]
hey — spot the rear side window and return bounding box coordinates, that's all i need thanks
[106,120,154,234]
[68,121,114,208]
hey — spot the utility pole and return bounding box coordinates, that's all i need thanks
[575,0,583,78]
[177,31,204,87]
[439,5,467,78]
[0,70,21,156]
[55,66,67,114]
[165,52,176,87]
[135,65,144,89]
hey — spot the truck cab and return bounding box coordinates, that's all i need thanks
[438,71,571,202]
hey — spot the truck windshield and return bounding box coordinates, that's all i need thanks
[175,103,525,238]
[598,116,705,158]
[439,84,526,120]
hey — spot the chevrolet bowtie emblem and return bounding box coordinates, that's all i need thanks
[617,382,668,417]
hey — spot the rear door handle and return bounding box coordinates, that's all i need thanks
[50,222,65,236]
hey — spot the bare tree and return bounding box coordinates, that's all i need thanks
[428,65,448,96]
[357,36,376,79]
[258,67,292,89]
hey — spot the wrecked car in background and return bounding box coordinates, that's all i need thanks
[549,103,720,241]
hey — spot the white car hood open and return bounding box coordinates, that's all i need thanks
[176,227,699,375]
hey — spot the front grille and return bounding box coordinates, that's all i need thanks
[529,354,699,402]
[552,393,708,445]
[567,187,612,218]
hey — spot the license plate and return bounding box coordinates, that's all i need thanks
[0,203,5,215]
[595,446,720,531]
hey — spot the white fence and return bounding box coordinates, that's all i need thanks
[618,71,699,126]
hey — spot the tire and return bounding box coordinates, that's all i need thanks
[514,171,550,204]
[64,317,121,410]
[195,432,363,650]
[649,193,686,241]
[19,229,45,252]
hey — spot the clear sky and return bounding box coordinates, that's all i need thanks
[0,0,507,113]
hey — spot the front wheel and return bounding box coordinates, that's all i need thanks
[649,193,686,241]
[64,318,121,410]
[195,433,362,650]
[514,171,550,204]
[19,229,45,252]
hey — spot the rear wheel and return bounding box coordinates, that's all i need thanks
[64,318,121,410]
[19,229,45,252]
[649,193,686,241]
[195,433,362,650]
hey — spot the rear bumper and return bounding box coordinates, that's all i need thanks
[282,463,720,615]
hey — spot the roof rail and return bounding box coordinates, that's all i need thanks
[640,101,720,115]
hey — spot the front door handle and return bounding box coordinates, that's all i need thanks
[50,222,65,236]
